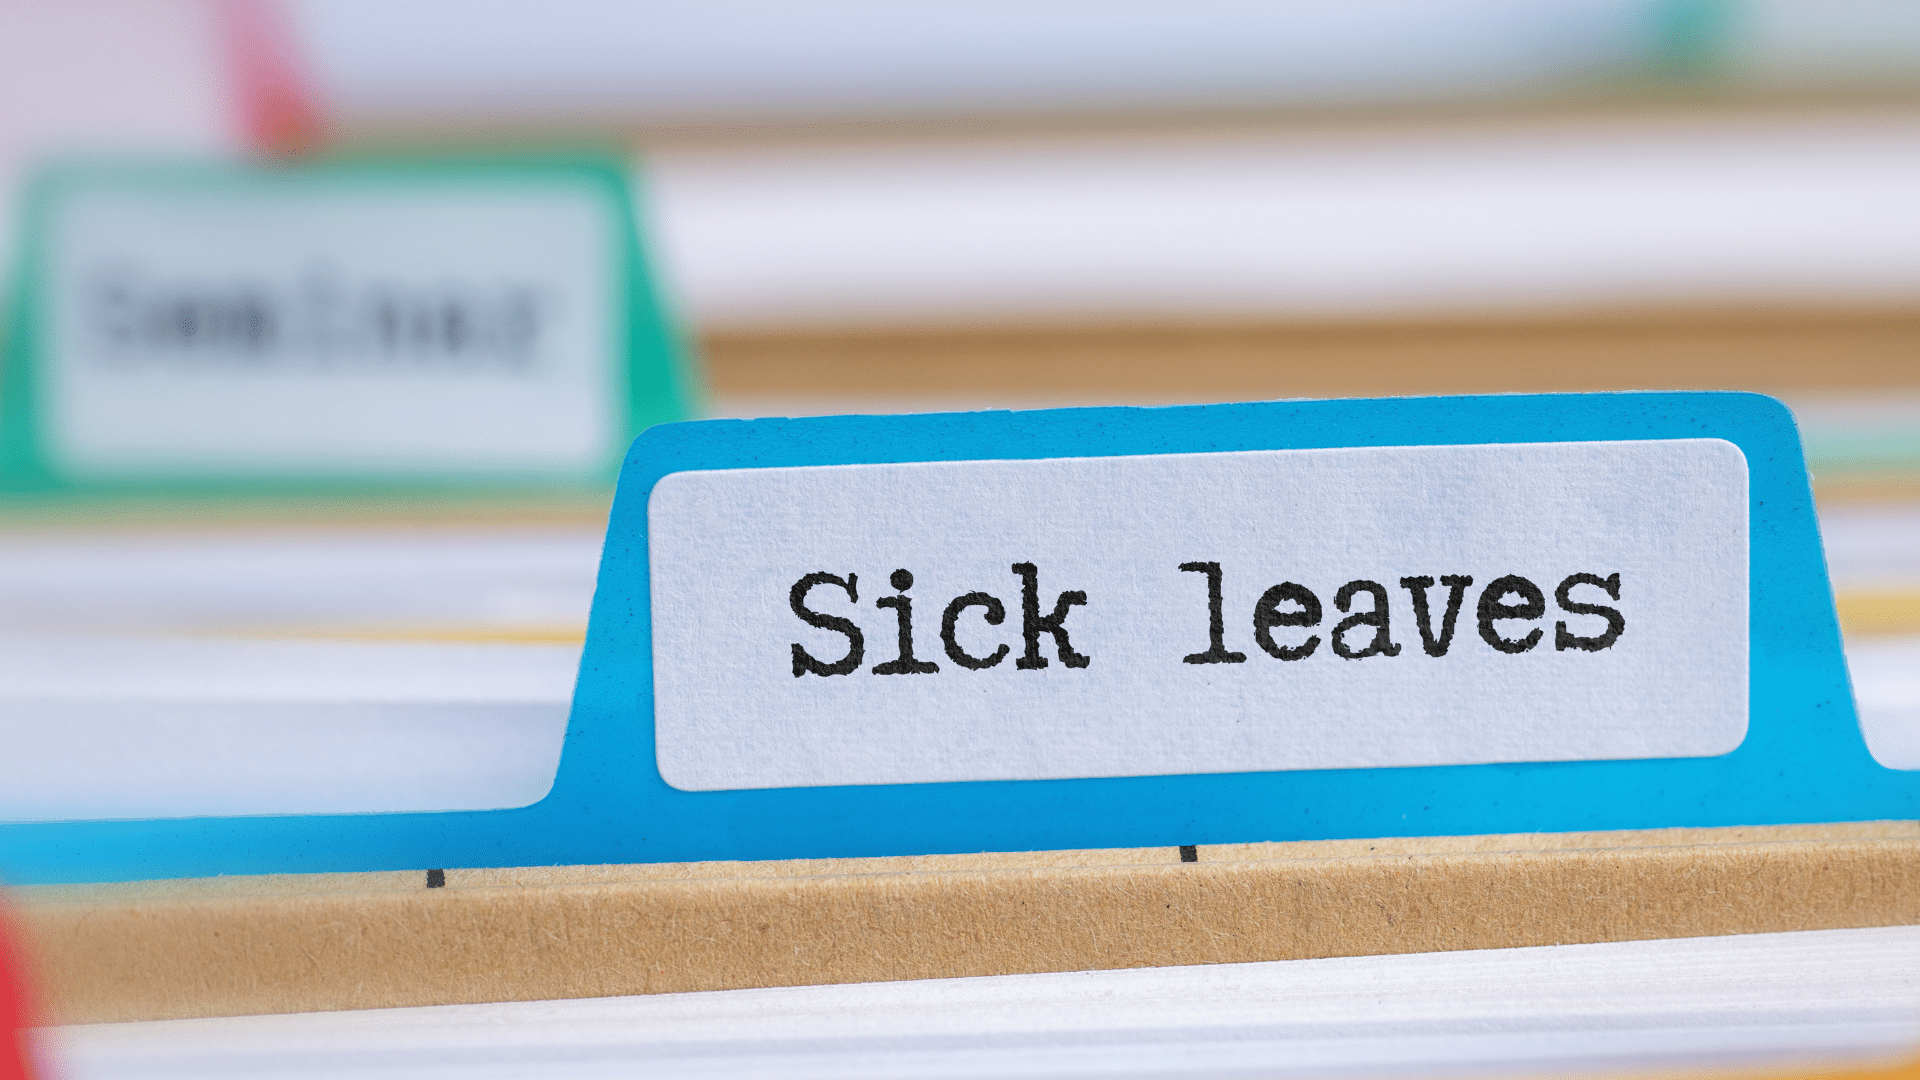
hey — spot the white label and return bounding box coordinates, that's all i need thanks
[649,439,1748,791]
[40,178,620,480]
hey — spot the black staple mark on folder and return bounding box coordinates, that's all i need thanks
[426,869,446,888]
[1179,846,1198,863]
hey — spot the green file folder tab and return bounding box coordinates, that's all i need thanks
[1,156,695,494]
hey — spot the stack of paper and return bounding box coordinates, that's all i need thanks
[4,501,1913,822]
[0,524,597,822]
[35,926,1920,1079]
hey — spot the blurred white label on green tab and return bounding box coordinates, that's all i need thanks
[4,159,692,489]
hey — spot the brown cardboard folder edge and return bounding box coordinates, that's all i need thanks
[15,822,1920,1024]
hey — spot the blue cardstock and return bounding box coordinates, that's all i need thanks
[2,391,1908,885]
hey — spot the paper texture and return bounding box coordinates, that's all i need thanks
[650,438,1748,791]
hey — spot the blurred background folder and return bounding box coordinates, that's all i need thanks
[3,1,1920,1078]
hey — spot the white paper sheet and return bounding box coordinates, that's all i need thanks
[0,527,602,636]
[0,636,576,821]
